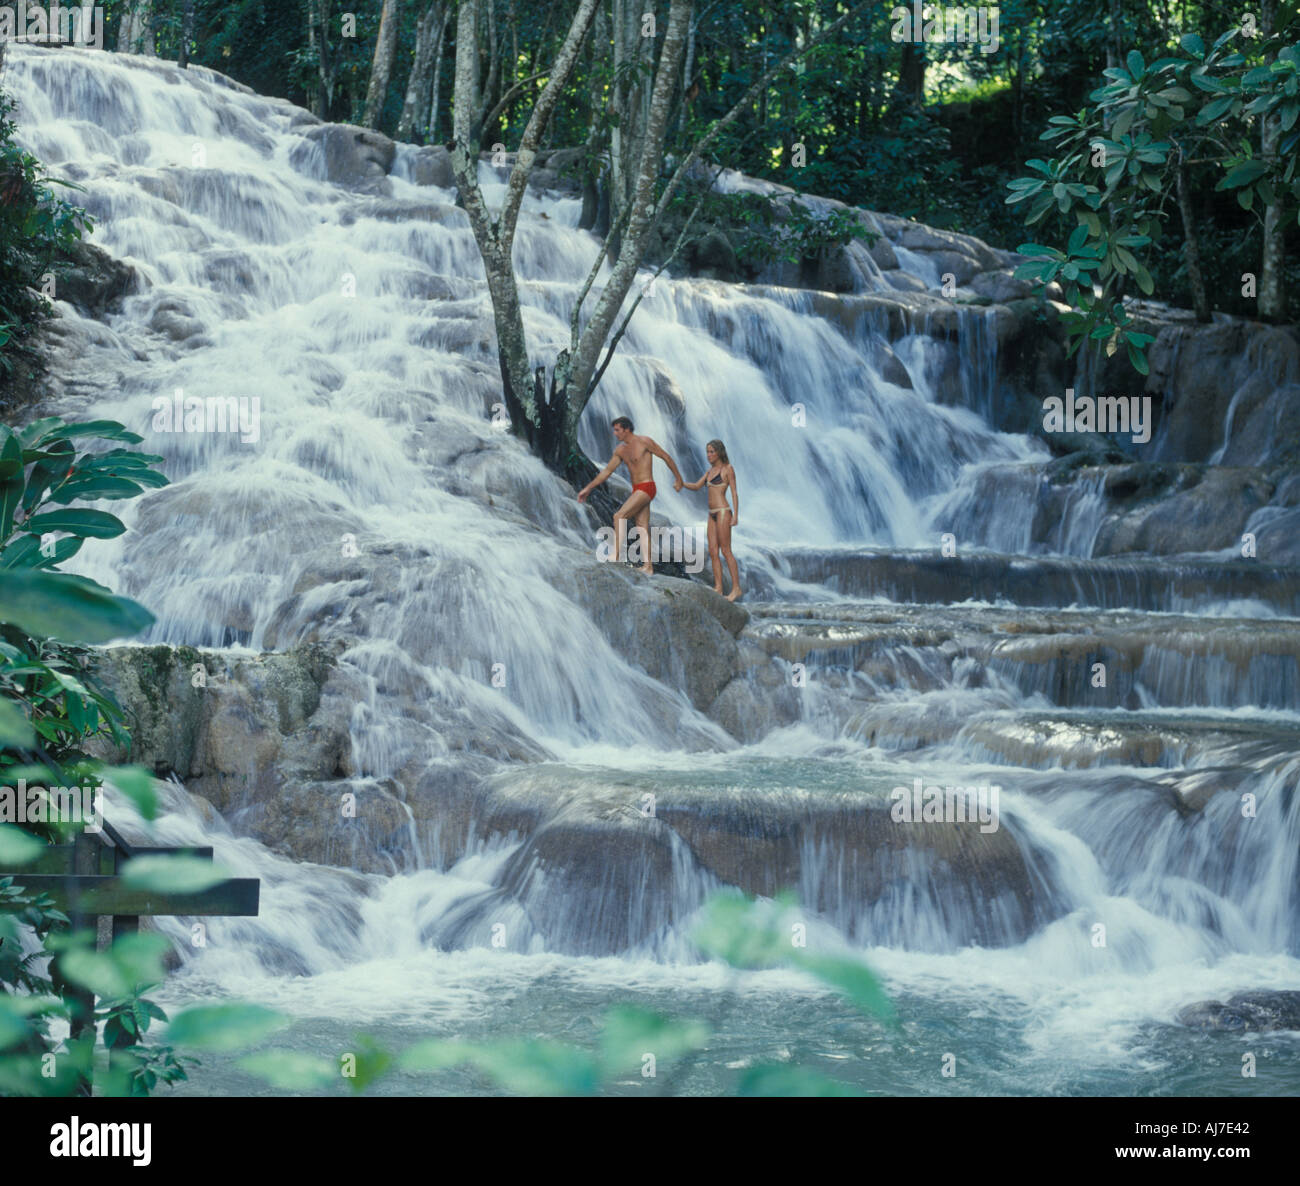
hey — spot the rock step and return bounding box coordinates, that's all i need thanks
[774,547,1300,615]
[744,601,1300,710]
[873,705,1300,774]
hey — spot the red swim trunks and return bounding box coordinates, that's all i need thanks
[633,481,656,500]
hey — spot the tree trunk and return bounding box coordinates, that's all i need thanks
[397,3,445,142]
[306,0,337,119]
[428,6,451,144]
[1175,155,1210,323]
[450,0,604,460]
[117,2,156,55]
[897,42,924,107]
[1260,0,1285,321]
[178,0,194,68]
[580,6,611,233]
[363,0,403,130]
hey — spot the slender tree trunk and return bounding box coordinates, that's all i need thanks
[117,1,157,55]
[397,2,446,141]
[428,7,451,143]
[897,42,924,107]
[450,0,604,454]
[1175,154,1210,322]
[363,0,403,129]
[1260,0,1284,321]
[177,0,194,67]
[307,0,337,118]
[580,6,611,232]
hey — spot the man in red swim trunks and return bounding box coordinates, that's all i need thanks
[577,415,685,574]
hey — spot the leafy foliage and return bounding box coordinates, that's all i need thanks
[0,89,93,377]
[1008,24,1300,371]
[0,415,181,1097]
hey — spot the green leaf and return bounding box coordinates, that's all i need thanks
[104,932,170,989]
[1015,242,1065,260]
[1179,33,1205,59]
[166,1004,289,1052]
[1126,50,1145,80]
[1198,95,1235,121]
[40,420,143,445]
[690,891,787,970]
[600,1007,710,1074]
[737,1065,864,1097]
[0,475,21,542]
[1127,340,1151,375]
[0,699,34,748]
[24,508,126,539]
[0,571,153,642]
[0,824,44,866]
[238,1050,337,1091]
[454,1040,600,1096]
[59,946,131,999]
[121,854,230,894]
[48,475,146,503]
[0,429,21,481]
[100,766,158,822]
[790,952,895,1023]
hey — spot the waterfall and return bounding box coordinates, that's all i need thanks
[8,45,1300,1095]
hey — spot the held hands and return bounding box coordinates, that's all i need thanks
[673,479,684,492]
[577,488,589,503]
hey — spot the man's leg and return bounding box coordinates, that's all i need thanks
[613,490,651,563]
[634,503,654,574]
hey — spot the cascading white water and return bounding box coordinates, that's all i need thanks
[8,46,1300,1094]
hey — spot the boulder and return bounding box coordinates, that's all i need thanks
[406,144,454,189]
[1177,990,1300,1032]
[1092,465,1274,556]
[291,123,396,195]
[970,270,1034,303]
[54,238,138,317]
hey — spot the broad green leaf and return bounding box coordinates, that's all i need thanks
[737,1064,864,1097]
[0,571,153,642]
[0,699,34,747]
[104,932,170,989]
[59,946,131,999]
[166,1004,289,1051]
[238,1050,336,1091]
[48,475,146,503]
[790,952,895,1023]
[459,1040,600,1096]
[25,508,125,539]
[100,766,159,822]
[399,1038,477,1073]
[40,420,144,445]
[0,429,21,480]
[121,854,230,894]
[0,824,44,865]
[600,1007,709,1074]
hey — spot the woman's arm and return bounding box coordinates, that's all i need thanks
[728,466,739,523]
[683,473,708,491]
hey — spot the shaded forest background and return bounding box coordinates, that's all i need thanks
[18,0,1300,321]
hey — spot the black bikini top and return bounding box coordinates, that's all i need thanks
[708,470,724,485]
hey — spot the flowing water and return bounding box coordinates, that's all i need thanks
[7,46,1300,1095]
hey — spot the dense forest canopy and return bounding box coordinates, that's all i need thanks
[42,0,1288,325]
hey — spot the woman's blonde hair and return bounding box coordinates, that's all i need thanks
[706,439,730,465]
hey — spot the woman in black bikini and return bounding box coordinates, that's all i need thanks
[685,439,741,601]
